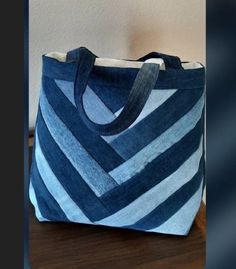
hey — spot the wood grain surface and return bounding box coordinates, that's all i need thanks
[28,143,205,269]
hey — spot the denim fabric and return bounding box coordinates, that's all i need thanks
[54,79,177,143]
[83,87,116,124]
[70,47,159,135]
[96,139,202,227]
[104,89,177,142]
[54,80,76,106]
[74,51,160,135]
[39,89,118,196]
[109,95,204,183]
[34,131,91,224]
[115,89,177,127]
[109,88,204,160]
[29,182,48,222]
[148,181,203,235]
[30,48,205,235]
[55,80,116,124]
[100,119,203,213]
[42,56,205,90]
[44,77,125,172]
[36,110,111,221]
[125,160,203,231]
[31,160,69,222]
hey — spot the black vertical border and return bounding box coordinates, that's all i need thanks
[1,0,25,268]
[24,0,30,268]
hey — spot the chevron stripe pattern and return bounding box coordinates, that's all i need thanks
[30,71,205,236]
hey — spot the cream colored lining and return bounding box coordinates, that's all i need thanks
[46,51,202,70]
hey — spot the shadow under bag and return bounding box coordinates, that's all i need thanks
[30,47,205,236]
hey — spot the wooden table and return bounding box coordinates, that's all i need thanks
[29,141,205,269]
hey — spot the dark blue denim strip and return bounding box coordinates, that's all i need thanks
[110,88,204,160]
[31,159,69,222]
[42,55,205,90]
[66,47,97,63]
[43,76,125,172]
[36,110,111,221]
[125,158,204,231]
[100,116,204,214]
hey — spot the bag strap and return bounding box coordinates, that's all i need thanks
[138,52,183,69]
[70,47,160,136]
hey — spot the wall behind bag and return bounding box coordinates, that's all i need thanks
[29,0,205,129]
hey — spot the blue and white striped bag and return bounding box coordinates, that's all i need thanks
[30,47,205,236]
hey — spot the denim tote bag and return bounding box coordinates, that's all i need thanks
[30,47,205,236]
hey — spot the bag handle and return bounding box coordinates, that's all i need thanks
[138,52,183,69]
[72,47,160,136]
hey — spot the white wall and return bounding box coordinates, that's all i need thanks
[29,0,205,129]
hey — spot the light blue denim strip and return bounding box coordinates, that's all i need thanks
[104,89,177,142]
[148,181,203,235]
[96,138,203,226]
[55,79,116,124]
[109,93,204,183]
[83,87,116,124]
[40,90,118,196]
[34,131,91,224]
[54,80,76,106]
[29,181,49,221]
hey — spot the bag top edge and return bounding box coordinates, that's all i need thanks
[44,51,204,70]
